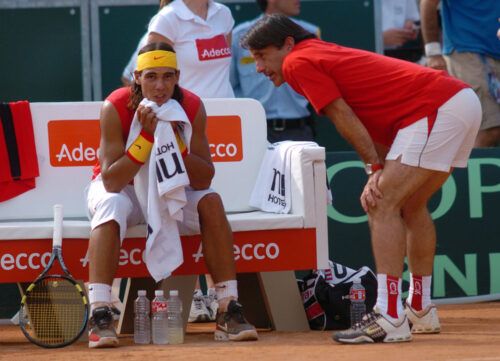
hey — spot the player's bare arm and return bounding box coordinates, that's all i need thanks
[99,101,143,192]
[183,102,215,190]
[323,98,381,166]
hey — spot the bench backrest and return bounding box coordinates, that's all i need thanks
[0,98,267,220]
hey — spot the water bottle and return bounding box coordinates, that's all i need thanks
[151,290,168,345]
[167,290,184,344]
[349,278,366,327]
[134,290,151,344]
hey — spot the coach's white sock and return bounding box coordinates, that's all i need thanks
[375,274,403,320]
[88,283,111,313]
[407,274,432,311]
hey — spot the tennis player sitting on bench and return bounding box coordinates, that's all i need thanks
[85,42,258,348]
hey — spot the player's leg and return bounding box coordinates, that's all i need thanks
[87,181,141,348]
[403,89,481,333]
[402,172,449,333]
[182,190,257,341]
[334,160,438,344]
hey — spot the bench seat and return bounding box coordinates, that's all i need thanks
[0,98,329,332]
[0,212,305,240]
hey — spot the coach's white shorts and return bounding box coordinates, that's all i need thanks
[386,88,482,172]
[85,176,214,241]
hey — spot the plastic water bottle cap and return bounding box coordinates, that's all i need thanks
[155,290,164,296]
[169,290,179,297]
[138,290,147,296]
[353,278,361,284]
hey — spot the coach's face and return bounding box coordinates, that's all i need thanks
[251,37,294,87]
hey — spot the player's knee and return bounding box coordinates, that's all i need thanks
[401,199,428,220]
[198,192,224,213]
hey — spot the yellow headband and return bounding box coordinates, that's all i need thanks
[136,50,177,71]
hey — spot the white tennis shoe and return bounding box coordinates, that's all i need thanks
[405,302,441,334]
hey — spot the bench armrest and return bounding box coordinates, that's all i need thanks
[289,145,329,269]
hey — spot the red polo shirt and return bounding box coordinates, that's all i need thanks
[283,39,468,146]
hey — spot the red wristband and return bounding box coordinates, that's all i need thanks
[140,129,154,142]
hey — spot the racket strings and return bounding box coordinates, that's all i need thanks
[21,278,87,345]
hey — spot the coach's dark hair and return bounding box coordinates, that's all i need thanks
[256,0,267,12]
[241,14,315,50]
[129,42,183,110]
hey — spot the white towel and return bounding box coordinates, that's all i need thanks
[126,98,192,282]
[249,141,318,214]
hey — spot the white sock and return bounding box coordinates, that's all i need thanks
[88,283,111,312]
[215,280,238,301]
[407,274,432,311]
[375,274,403,320]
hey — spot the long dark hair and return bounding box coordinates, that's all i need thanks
[129,42,183,110]
[241,14,315,50]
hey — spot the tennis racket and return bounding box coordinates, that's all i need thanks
[19,204,89,348]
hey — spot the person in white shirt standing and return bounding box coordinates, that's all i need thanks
[147,0,235,323]
[148,0,234,98]
[382,0,422,63]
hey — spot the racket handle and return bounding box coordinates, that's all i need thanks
[53,204,63,248]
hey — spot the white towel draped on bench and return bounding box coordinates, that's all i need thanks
[126,98,192,282]
[250,141,318,214]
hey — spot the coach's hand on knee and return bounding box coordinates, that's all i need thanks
[360,171,383,212]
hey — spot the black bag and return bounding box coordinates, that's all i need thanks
[297,261,377,330]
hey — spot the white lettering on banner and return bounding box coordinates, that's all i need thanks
[29,253,41,270]
[0,252,51,271]
[80,253,89,268]
[209,143,238,158]
[192,242,280,262]
[201,47,231,59]
[193,243,204,263]
[130,248,143,265]
[118,249,128,266]
[233,243,280,261]
[56,143,97,162]
[1,242,280,272]
[1,254,14,270]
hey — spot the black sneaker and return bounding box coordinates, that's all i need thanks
[214,300,258,341]
[88,306,120,348]
[332,306,412,344]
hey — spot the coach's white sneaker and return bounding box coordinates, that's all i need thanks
[405,302,441,334]
[332,306,412,344]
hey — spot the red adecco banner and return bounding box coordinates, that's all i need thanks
[0,229,316,282]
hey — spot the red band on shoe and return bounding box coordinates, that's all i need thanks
[411,275,423,311]
[386,275,399,319]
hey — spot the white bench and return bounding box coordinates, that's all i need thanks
[0,98,329,332]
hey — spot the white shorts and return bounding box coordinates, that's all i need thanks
[85,176,214,241]
[386,88,482,172]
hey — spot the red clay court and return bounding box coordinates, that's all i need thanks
[1,302,500,361]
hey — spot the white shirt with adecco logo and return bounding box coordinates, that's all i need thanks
[148,0,235,98]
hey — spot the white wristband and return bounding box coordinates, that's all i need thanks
[425,42,442,57]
